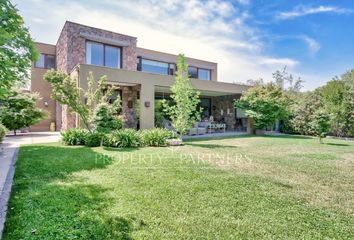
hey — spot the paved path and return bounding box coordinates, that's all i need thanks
[0,132,60,239]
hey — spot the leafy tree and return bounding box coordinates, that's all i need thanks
[311,110,331,143]
[0,90,47,135]
[273,66,304,92]
[44,70,122,132]
[321,79,354,137]
[338,69,354,92]
[92,102,123,146]
[0,0,38,99]
[235,83,289,130]
[284,89,323,135]
[163,54,201,137]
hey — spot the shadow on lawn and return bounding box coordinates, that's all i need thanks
[324,142,351,147]
[3,145,134,240]
[103,146,141,152]
[185,142,238,149]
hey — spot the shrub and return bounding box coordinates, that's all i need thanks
[84,132,102,147]
[61,128,88,145]
[0,123,7,143]
[108,129,141,148]
[141,128,176,146]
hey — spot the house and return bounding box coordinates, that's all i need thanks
[31,21,249,132]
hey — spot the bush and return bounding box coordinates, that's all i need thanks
[61,128,88,145]
[0,123,7,143]
[141,128,176,146]
[107,129,141,148]
[84,132,102,147]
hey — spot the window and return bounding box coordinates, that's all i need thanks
[188,66,212,80]
[86,41,121,68]
[46,55,56,69]
[35,53,56,69]
[141,59,169,75]
[188,66,198,78]
[169,63,175,75]
[105,46,121,68]
[198,68,211,81]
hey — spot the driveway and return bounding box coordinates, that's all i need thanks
[0,132,60,238]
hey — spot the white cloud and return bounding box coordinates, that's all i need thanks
[14,0,301,86]
[300,36,321,55]
[277,5,353,20]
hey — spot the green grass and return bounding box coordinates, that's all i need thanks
[3,135,354,239]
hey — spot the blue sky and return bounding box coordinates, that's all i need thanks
[13,0,354,90]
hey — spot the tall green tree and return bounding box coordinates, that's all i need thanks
[235,83,289,130]
[0,0,38,99]
[0,90,47,135]
[163,54,201,137]
[286,89,323,135]
[321,79,354,137]
[44,70,122,132]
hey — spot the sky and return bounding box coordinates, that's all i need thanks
[13,0,354,90]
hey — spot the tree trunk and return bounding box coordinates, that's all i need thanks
[14,130,16,136]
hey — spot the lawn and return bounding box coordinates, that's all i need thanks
[3,135,354,239]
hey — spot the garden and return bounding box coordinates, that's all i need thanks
[3,135,354,239]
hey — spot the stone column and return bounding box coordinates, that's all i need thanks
[121,86,138,129]
[140,83,155,129]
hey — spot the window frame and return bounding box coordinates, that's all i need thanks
[197,68,211,81]
[138,56,176,76]
[85,40,123,69]
[34,53,56,69]
[188,66,212,80]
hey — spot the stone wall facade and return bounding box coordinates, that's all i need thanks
[211,94,241,131]
[55,21,139,130]
[121,86,138,129]
[57,21,138,73]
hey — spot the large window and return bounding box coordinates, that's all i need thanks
[139,58,175,76]
[35,53,56,69]
[142,59,168,75]
[86,41,121,68]
[188,66,198,78]
[188,66,211,80]
[198,68,211,81]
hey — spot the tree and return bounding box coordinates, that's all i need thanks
[321,79,354,137]
[286,89,323,135]
[272,66,304,92]
[311,110,331,143]
[44,70,122,132]
[92,102,123,146]
[0,90,47,135]
[163,54,201,137]
[235,83,289,130]
[0,0,38,99]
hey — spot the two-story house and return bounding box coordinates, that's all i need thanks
[31,21,249,132]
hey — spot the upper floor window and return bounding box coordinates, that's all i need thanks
[138,57,175,76]
[188,66,198,79]
[188,66,211,80]
[198,68,211,81]
[86,41,121,68]
[35,53,56,69]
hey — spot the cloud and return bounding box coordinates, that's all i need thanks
[14,0,299,86]
[277,5,353,20]
[300,36,321,55]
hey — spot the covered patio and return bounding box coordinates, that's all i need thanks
[71,64,250,132]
